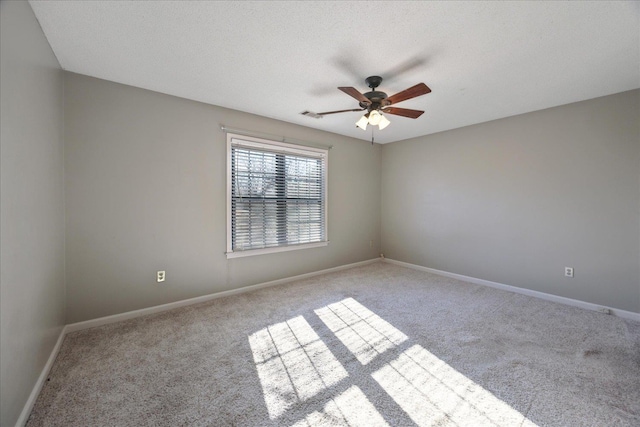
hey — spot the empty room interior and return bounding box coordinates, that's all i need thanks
[1,1,639,426]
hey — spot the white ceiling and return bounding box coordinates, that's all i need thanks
[29,1,639,144]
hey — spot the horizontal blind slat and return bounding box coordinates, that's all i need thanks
[231,143,326,251]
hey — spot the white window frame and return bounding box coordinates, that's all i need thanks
[226,132,329,259]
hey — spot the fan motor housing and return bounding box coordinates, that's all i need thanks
[360,91,388,110]
[360,75,388,109]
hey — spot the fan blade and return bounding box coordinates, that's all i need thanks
[386,83,431,105]
[318,108,366,116]
[383,107,424,119]
[338,87,371,104]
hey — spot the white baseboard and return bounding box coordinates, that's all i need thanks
[65,258,380,333]
[20,255,636,426]
[384,258,640,322]
[16,325,68,427]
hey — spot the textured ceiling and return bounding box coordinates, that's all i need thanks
[29,1,639,144]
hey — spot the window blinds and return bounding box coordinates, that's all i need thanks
[229,136,327,253]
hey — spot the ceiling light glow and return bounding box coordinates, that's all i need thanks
[356,110,391,131]
[378,115,391,130]
[355,115,369,130]
[368,110,382,126]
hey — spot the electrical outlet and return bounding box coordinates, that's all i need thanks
[564,267,574,278]
[157,270,166,282]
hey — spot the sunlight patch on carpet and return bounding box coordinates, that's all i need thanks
[290,385,389,427]
[248,315,348,419]
[315,298,408,365]
[372,344,538,427]
[250,299,536,426]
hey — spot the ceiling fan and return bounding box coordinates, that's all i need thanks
[302,75,431,131]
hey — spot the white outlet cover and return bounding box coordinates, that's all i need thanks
[157,271,166,282]
[564,267,574,278]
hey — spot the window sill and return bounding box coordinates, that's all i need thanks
[226,241,329,259]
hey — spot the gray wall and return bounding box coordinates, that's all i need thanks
[64,73,381,323]
[0,1,66,426]
[1,6,636,422]
[381,90,640,313]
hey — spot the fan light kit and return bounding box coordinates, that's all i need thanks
[356,110,391,130]
[302,75,431,132]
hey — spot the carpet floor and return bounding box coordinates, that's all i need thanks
[27,262,640,426]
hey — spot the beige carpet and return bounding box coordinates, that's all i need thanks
[27,262,640,426]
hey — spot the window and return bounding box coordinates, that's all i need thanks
[226,133,328,258]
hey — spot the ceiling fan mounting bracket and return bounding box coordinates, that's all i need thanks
[365,75,383,89]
